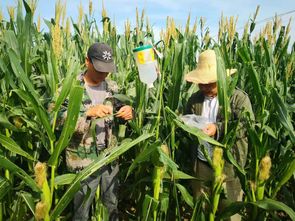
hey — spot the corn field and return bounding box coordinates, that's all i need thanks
[0,1,294,220]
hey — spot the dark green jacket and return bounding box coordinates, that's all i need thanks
[185,88,254,178]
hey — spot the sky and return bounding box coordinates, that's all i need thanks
[1,0,295,43]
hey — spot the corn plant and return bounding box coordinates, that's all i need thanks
[0,1,294,221]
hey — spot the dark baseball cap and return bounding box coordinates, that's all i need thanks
[87,42,116,73]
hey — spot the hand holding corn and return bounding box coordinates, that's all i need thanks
[86,104,112,118]
[116,105,133,120]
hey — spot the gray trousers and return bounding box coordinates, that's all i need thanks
[72,163,119,221]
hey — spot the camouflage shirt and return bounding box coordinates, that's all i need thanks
[60,73,122,172]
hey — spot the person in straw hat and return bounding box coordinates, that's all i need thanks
[184,49,254,221]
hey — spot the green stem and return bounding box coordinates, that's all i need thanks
[0,202,2,221]
[5,129,10,137]
[251,182,258,221]
[138,111,143,129]
[259,97,266,141]
[171,123,175,160]
[4,130,12,186]
[209,213,215,221]
[212,191,221,215]
[153,166,162,221]
[49,141,56,204]
[209,181,223,221]
[153,166,162,190]
[257,183,265,201]
[252,182,265,220]
[45,214,50,221]
[254,98,266,219]
[96,184,101,221]
[251,184,256,202]
[50,166,55,200]
[5,169,9,181]
[255,159,259,185]
[153,71,166,221]
[50,111,58,201]
[251,157,259,221]
[155,74,165,140]
[173,179,181,221]
[251,207,258,221]
[51,112,58,139]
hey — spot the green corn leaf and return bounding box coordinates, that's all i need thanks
[50,50,59,89]
[271,89,295,143]
[53,59,80,112]
[22,0,32,13]
[174,119,224,147]
[50,133,153,220]
[253,198,295,221]
[0,113,24,132]
[237,45,251,63]
[8,49,41,106]
[221,41,230,66]
[16,0,24,27]
[0,156,40,192]
[225,149,246,176]
[155,145,178,170]
[277,37,289,64]
[127,141,159,178]
[250,20,256,33]
[272,158,295,198]
[248,62,263,106]
[264,125,277,139]
[113,94,133,105]
[45,50,56,96]
[142,194,159,221]
[48,85,84,166]
[176,183,194,208]
[168,43,185,110]
[54,174,76,186]
[219,202,245,219]
[168,169,196,180]
[13,89,56,141]
[165,106,223,146]
[20,191,35,216]
[3,30,20,55]
[159,192,169,218]
[0,176,11,201]
[262,38,272,67]
[220,198,295,220]
[215,47,230,134]
[274,26,285,56]
[10,194,26,221]
[0,134,34,160]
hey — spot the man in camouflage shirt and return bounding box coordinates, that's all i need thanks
[63,42,133,221]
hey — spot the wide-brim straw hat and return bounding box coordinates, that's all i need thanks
[185,49,237,84]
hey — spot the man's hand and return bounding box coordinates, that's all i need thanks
[202,123,217,137]
[86,104,112,118]
[116,105,133,120]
